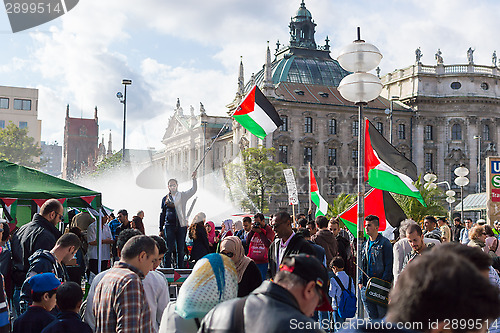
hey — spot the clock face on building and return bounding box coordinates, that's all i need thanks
[481,82,489,90]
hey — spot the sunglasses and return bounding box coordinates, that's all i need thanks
[55,212,64,222]
[221,251,234,258]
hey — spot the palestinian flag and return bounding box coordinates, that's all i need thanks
[339,188,406,239]
[310,166,328,217]
[365,118,426,206]
[234,85,283,140]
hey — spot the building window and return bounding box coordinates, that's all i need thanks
[425,125,433,141]
[304,147,312,165]
[13,99,31,110]
[483,124,491,141]
[0,98,8,109]
[280,116,288,131]
[398,124,406,140]
[425,152,433,172]
[328,119,337,135]
[352,149,358,166]
[0,120,4,129]
[328,148,337,166]
[376,122,383,135]
[304,117,313,133]
[279,145,288,164]
[352,121,359,136]
[451,123,462,140]
[451,82,461,90]
[19,121,28,129]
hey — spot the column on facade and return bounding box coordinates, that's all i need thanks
[414,116,425,172]
[469,119,480,190]
[436,119,446,179]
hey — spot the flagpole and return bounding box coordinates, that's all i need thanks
[292,204,296,229]
[308,162,312,216]
[192,115,234,174]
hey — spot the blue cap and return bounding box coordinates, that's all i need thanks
[28,273,61,293]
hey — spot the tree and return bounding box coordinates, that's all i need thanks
[92,151,123,176]
[327,193,356,218]
[393,176,447,223]
[0,122,44,168]
[224,147,287,213]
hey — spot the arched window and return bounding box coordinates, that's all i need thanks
[451,124,462,140]
[483,124,491,141]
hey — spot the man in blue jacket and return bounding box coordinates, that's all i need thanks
[358,215,393,320]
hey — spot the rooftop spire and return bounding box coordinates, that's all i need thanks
[289,0,317,49]
[263,42,277,97]
[238,56,244,97]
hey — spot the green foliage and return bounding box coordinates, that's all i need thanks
[327,193,356,218]
[92,152,123,176]
[393,176,447,223]
[224,147,287,213]
[0,122,44,168]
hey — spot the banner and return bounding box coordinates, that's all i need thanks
[283,169,299,205]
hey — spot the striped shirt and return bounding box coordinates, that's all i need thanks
[93,261,152,333]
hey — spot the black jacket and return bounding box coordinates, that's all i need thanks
[13,306,55,333]
[21,250,68,305]
[11,214,62,287]
[159,178,197,231]
[268,234,315,278]
[40,311,92,333]
[199,281,324,333]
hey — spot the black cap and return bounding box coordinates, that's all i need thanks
[279,254,333,312]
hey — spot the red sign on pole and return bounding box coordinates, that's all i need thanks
[492,189,500,202]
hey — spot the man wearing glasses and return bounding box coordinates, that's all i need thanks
[11,199,64,290]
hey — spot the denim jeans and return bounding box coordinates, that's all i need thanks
[164,226,187,268]
[332,310,345,332]
[256,263,268,281]
[360,286,387,319]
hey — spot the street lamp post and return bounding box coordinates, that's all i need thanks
[474,135,481,193]
[116,79,132,162]
[454,165,470,223]
[337,27,382,318]
[424,173,456,220]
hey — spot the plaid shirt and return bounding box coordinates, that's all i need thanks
[93,261,152,333]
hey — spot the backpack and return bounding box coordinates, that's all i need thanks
[332,274,357,318]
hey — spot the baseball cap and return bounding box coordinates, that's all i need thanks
[477,219,486,225]
[28,273,61,293]
[279,254,333,312]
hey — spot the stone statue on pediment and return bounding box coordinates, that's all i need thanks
[435,49,443,64]
[493,51,497,67]
[467,47,474,64]
[415,47,423,63]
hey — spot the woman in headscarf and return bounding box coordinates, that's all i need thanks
[220,236,262,297]
[220,219,233,239]
[159,253,238,333]
[189,213,210,263]
[205,221,218,253]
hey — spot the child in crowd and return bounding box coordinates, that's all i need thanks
[13,273,60,333]
[41,281,91,333]
[328,256,355,330]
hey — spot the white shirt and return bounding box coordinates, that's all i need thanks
[143,270,170,333]
[329,270,353,310]
[277,232,295,272]
[87,221,113,260]
[83,270,107,331]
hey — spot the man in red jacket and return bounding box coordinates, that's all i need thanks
[247,213,275,280]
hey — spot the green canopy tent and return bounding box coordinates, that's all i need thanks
[0,160,108,272]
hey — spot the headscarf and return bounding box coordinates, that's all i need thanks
[220,236,252,283]
[206,221,216,244]
[221,219,233,239]
[175,253,238,319]
[234,220,243,232]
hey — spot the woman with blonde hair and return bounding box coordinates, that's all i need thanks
[468,225,489,254]
[220,236,262,297]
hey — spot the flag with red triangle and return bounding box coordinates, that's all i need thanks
[0,198,17,221]
[309,166,328,217]
[233,85,283,140]
[338,188,406,239]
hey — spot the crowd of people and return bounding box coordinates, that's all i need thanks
[0,174,498,332]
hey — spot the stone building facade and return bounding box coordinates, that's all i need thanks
[381,55,500,195]
[62,105,99,179]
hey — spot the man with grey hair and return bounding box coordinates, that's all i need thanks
[393,219,440,283]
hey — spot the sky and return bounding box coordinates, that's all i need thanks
[1,0,500,151]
